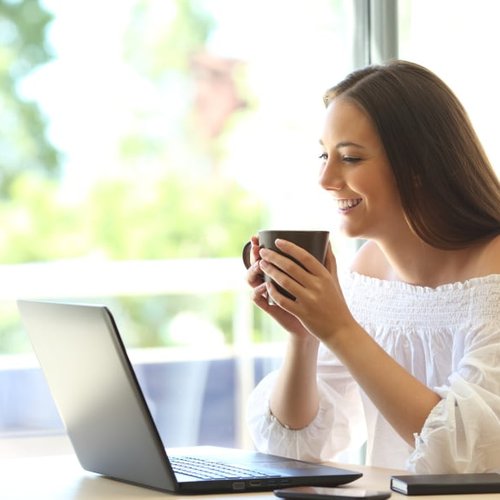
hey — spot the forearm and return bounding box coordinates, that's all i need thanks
[269,336,320,429]
[327,322,441,445]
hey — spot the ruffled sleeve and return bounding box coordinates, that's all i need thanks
[246,344,366,462]
[407,280,500,473]
[246,271,500,472]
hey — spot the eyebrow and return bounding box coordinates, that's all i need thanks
[319,139,365,149]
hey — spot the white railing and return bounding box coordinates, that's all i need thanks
[0,257,248,298]
[0,258,268,448]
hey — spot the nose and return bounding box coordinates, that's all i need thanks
[319,160,345,191]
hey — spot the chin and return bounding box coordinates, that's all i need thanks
[339,225,366,239]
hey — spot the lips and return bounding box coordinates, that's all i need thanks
[337,198,362,212]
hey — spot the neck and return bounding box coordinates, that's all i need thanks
[374,232,477,287]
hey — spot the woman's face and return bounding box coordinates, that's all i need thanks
[319,97,407,240]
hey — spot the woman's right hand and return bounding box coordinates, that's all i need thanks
[245,235,264,288]
[245,235,314,341]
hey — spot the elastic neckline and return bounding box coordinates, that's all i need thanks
[348,271,500,293]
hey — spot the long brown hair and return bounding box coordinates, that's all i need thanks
[324,60,500,249]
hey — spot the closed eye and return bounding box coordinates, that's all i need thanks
[342,155,361,164]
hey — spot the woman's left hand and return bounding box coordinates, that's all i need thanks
[258,239,354,343]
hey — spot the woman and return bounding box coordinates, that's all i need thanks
[245,60,500,473]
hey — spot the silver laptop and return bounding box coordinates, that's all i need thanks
[17,300,362,494]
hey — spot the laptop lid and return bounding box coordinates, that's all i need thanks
[17,300,362,494]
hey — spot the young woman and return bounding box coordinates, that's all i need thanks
[245,60,500,473]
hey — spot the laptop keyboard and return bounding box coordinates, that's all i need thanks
[170,456,282,480]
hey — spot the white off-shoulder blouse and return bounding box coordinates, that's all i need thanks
[246,272,500,473]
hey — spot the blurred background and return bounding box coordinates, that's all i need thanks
[1,0,499,452]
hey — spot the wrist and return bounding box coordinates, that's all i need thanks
[288,334,320,360]
[325,316,363,355]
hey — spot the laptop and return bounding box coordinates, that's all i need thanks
[17,299,362,494]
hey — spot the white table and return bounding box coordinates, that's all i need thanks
[2,435,500,499]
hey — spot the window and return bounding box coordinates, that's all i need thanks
[398,0,500,175]
[1,0,356,449]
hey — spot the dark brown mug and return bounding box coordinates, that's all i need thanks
[242,229,330,304]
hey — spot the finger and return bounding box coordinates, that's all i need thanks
[242,235,261,269]
[251,235,261,261]
[260,258,303,303]
[324,242,337,274]
[259,247,310,288]
[274,239,327,275]
[252,283,273,311]
[246,259,264,287]
[265,280,297,312]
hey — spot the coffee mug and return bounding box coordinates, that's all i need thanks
[242,229,330,303]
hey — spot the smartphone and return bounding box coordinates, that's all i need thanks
[274,486,391,500]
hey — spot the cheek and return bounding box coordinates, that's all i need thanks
[365,167,398,195]
[348,171,377,196]
[357,175,401,211]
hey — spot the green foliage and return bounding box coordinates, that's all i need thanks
[0,0,267,353]
[89,174,264,260]
[0,0,60,197]
[0,171,266,352]
[0,173,265,263]
[0,174,82,262]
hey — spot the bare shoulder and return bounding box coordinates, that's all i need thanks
[350,240,391,279]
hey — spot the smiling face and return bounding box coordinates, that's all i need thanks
[319,97,409,241]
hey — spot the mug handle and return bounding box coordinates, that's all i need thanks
[242,241,252,269]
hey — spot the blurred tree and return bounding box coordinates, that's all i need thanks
[0,0,60,198]
[124,0,215,76]
[0,172,265,263]
[88,173,264,260]
[0,0,267,352]
[120,0,250,177]
[0,171,265,350]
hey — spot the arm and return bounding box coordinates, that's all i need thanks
[246,343,367,462]
[269,335,320,430]
[328,322,441,445]
[246,237,366,459]
[259,239,441,445]
[246,235,322,430]
[409,292,500,473]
